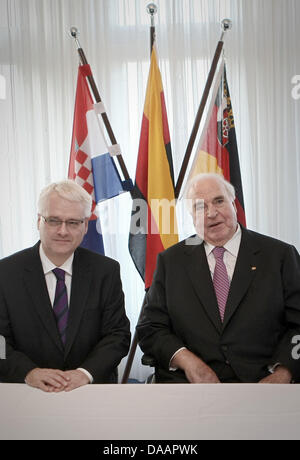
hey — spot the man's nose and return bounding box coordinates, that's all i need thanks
[57,222,69,234]
[206,204,218,218]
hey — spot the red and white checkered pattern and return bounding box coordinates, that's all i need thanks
[73,146,97,220]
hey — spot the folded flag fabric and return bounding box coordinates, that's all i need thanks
[129,47,178,289]
[69,64,129,253]
[182,59,246,226]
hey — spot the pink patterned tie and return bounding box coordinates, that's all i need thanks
[212,247,230,322]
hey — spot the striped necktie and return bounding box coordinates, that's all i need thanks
[212,247,230,322]
[52,268,69,345]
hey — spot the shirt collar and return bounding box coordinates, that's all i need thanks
[39,244,73,276]
[204,224,242,257]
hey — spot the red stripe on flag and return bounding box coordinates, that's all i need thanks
[135,114,149,200]
[184,60,246,227]
[201,105,230,180]
[68,66,94,180]
[68,64,104,254]
[81,64,92,78]
[129,46,178,289]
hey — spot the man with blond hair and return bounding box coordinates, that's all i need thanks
[137,173,300,383]
[0,180,130,391]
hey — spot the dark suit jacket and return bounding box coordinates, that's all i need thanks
[137,228,300,383]
[0,242,130,383]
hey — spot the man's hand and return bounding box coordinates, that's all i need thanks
[25,368,70,392]
[25,368,90,392]
[259,365,292,384]
[171,349,220,383]
[63,369,90,392]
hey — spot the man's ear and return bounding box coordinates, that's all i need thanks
[84,218,89,235]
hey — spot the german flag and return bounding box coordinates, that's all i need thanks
[184,59,246,226]
[129,46,178,289]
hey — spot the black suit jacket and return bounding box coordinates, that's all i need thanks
[137,228,300,383]
[0,242,130,383]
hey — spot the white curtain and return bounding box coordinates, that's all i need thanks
[1,0,300,382]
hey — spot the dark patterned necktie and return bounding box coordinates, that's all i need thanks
[212,247,230,322]
[52,268,69,345]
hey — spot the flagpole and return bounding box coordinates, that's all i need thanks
[69,27,132,184]
[174,19,232,198]
[121,4,158,384]
[147,3,157,52]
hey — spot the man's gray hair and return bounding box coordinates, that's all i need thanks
[38,179,92,218]
[186,173,236,201]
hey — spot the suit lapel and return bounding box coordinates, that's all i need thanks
[183,229,261,333]
[23,243,64,353]
[184,238,223,334]
[223,228,260,328]
[64,248,92,358]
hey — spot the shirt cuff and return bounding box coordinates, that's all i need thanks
[77,368,93,383]
[268,362,281,374]
[169,347,187,371]
[268,363,294,382]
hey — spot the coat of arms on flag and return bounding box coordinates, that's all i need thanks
[182,59,246,226]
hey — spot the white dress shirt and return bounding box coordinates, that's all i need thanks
[39,245,93,383]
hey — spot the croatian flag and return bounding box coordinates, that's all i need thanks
[69,64,127,254]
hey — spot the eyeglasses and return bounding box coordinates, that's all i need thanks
[41,216,85,229]
[193,198,226,214]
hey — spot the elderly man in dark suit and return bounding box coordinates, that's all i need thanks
[137,173,300,383]
[0,180,130,391]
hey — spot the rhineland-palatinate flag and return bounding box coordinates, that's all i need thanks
[69,64,127,254]
[129,46,178,289]
[183,59,246,226]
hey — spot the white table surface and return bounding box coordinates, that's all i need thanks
[0,383,299,440]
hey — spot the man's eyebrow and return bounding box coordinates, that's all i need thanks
[191,194,226,208]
